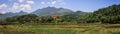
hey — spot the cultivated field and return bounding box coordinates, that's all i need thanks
[0,24,120,34]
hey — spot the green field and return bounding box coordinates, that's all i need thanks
[0,24,120,34]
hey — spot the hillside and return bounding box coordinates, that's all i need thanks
[94,4,120,23]
[79,4,120,24]
[32,7,74,16]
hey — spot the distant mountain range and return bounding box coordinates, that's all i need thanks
[32,7,74,16]
[0,7,87,20]
[0,11,27,20]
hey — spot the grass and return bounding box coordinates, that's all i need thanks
[0,24,120,34]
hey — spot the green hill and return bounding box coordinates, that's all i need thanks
[80,4,120,24]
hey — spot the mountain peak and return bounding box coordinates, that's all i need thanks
[47,6,55,8]
[33,7,74,16]
[19,11,27,13]
[44,6,57,9]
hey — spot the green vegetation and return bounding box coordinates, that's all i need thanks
[78,4,120,24]
[0,4,120,34]
[1,24,120,34]
[1,4,120,24]
[0,11,87,25]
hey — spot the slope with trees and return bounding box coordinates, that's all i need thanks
[79,4,120,24]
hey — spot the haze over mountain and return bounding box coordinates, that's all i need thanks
[0,11,27,20]
[0,7,87,20]
[32,7,74,16]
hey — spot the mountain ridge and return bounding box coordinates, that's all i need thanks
[32,7,74,16]
[0,7,87,20]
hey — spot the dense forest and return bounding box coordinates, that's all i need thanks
[0,4,120,25]
[80,4,120,24]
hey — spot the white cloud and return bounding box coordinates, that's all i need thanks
[12,3,19,10]
[12,3,32,11]
[45,1,57,7]
[18,0,24,3]
[0,4,8,9]
[12,5,19,10]
[43,0,66,6]
[41,1,45,4]
[20,4,31,10]
[14,3,19,5]
[51,1,56,5]
[27,0,34,4]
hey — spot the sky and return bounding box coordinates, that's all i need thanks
[0,0,120,14]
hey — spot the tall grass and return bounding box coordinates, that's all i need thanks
[0,24,120,34]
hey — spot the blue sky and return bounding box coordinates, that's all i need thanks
[0,0,120,13]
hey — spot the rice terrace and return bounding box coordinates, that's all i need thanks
[0,0,120,34]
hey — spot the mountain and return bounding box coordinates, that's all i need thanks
[93,4,120,23]
[80,4,120,23]
[0,11,28,20]
[15,11,28,15]
[64,11,87,18]
[0,7,88,21]
[32,7,74,16]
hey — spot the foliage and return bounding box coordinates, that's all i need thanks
[78,4,120,24]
